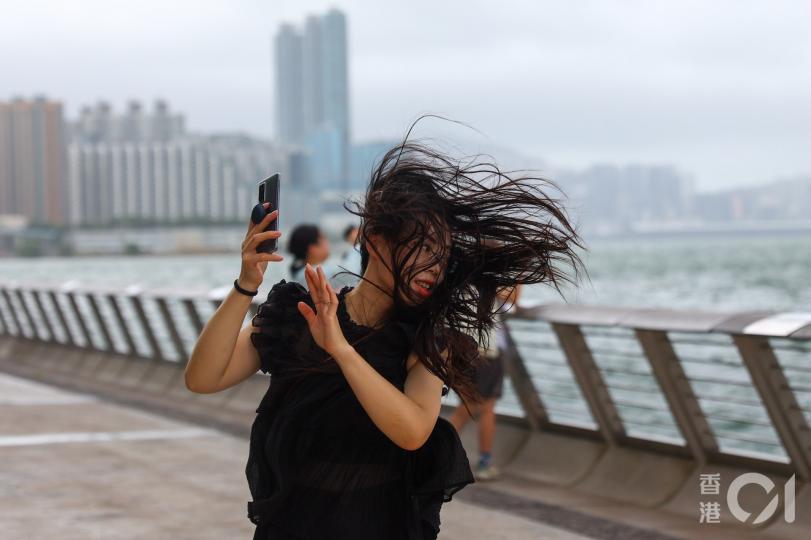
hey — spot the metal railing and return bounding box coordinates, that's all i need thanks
[1,279,810,482]
[496,303,811,483]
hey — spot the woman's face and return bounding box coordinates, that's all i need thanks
[365,220,452,305]
[307,234,330,264]
[366,221,451,306]
[400,229,451,303]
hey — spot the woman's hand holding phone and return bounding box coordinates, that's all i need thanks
[238,202,283,291]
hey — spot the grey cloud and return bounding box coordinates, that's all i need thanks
[1,0,809,191]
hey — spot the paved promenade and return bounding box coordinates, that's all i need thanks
[0,372,593,540]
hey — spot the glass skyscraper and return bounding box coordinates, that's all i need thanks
[274,8,350,191]
[274,23,305,147]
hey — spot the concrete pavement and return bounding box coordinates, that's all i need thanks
[0,372,594,540]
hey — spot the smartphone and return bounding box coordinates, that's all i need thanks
[256,173,280,253]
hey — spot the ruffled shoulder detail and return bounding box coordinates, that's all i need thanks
[405,416,475,539]
[249,278,314,375]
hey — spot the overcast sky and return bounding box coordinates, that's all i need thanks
[2,0,809,192]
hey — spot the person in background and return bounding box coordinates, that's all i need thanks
[334,223,362,288]
[287,224,332,284]
[449,284,522,481]
[343,223,359,246]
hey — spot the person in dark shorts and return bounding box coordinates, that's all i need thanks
[476,348,504,400]
[449,284,521,481]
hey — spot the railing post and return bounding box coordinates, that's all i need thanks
[46,290,77,347]
[85,292,114,352]
[501,319,548,430]
[182,299,205,336]
[551,322,625,445]
[154,296,188,361]
[636,329,718,464]
[13,288,39,340]
[1,288,23,337]
[106,293,139,356]
[733,334,811,482]
[30,289,56,343]
[127,291,164,361]
[64,288,93,348]
[0,283,9,336]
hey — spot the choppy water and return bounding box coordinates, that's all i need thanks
[1,232,810,310]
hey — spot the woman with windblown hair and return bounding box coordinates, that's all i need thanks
[184,118,588,540]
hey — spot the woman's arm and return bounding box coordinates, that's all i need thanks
[332,345,444,451]
[295,262,444,450]
[184,205,283,394]
[185,287,262,394]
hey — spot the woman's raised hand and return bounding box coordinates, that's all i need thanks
[298,263,351,358]
[239,202,283,291]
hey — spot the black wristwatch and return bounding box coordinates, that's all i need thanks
[233,278,258,296]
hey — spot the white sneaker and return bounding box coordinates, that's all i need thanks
[474,463,501,481]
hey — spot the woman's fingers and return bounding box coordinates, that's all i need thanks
[303,263,322,308]
[317,265,330,310]
[297,300,316,326]
[326,280,339,317]
[299,266,344,353]
[245,206,278,239]
[243,208,272,248]
[303,263,313,296]
[246,211,280,243]
[245,229,282,251]
[245,202,267,235]
[245,252,284,264]
[245,203,270,235]
[303,263,340,320]
[305,263,333,312]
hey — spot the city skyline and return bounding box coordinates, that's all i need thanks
[2,0,809,193]
[2,93,810,233]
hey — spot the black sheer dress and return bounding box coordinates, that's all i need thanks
[245,279,475,539]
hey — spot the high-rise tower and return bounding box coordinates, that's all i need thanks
[274,8,350,191]
[0,96,68,225]
[274,23,305,146]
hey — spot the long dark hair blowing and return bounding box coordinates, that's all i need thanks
[338,117,589,411]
